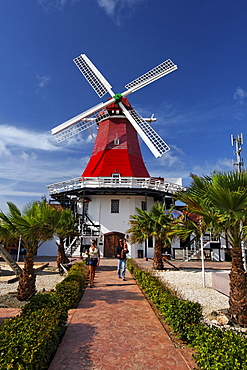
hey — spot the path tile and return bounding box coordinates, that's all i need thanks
[49,259,196,370]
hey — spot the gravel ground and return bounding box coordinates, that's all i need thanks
[153,270,229,320]
[0,268,64,308]
[0,264,230,319]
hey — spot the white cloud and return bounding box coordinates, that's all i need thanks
[0,141,10,156]
[36,75,51,89]
[0,124,59,151]
[0,123,90,209]
[36,75,51,94]
[97,0,115,15]
[191,158,233,176]
[0,190,43,197]
[159,148,183,168]
[36,0,72,11]
[97,0,144,23]
[233,87,247,104]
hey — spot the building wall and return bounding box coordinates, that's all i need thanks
[77,194,155,258]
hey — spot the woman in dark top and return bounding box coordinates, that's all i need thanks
[87,240,100,287]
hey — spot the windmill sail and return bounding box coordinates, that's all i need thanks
[74,54,114,98]
[52,54,177,158]
[124,59,177,93]
[118,102,169,158]
[52,109,110,142]
[128,110,170,156]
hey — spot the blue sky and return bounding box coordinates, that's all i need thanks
[0,0,247,212]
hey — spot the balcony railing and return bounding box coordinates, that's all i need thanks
[47,177,186,195]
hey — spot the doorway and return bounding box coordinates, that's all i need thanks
[104,232,125,257]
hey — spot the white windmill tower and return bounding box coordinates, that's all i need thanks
[47,55,183,258]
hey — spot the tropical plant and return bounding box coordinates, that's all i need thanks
[127,202,175,270]
[54,207,79,267]
[0,200,59,301]
[175,171,247,327]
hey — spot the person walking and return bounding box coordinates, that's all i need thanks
[87,240,100,288]
[115,238,129,281]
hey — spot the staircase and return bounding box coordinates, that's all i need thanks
[0,245,22,276]
[64,237,79,257]
[81,214,100,237]
[183,240,217,261]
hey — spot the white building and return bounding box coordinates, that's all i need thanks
[46,176,184,258]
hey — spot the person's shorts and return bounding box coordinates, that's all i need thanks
[88,258,98,266]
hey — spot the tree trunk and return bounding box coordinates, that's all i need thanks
[56,238,69,268]
[229,245,247,327]
[153,240,163,270]
[17,254,36,301]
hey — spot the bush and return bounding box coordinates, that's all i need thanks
[55,262,88,309]
[0,261,88,370]
[21,291,65,316]
[0,308,66,370]
[191,325,247,370]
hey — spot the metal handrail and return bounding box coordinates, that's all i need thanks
[47,176,186,195]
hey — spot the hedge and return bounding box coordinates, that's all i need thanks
[0,261,88,370]
[127,258,247,370]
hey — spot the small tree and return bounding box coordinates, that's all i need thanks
[176,171,247,327]
[128,203,175,270]
[0,201,58,300]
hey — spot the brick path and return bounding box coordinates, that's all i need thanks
[49,259,196,370]
[0,308,21,324]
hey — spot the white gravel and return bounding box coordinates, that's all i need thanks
[0,264,230,322]
[0,269,64,296]
[153,270,229,319]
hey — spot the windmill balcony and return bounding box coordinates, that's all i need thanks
[47,176,186,196]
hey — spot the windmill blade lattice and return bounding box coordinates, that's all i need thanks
[128,109,170,157]
[52,54,177,158]
[118,101,169,158]
[125,59,177,93]
[74,54,114,98]
[53,109,110,143]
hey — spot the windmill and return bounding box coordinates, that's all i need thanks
[51,54,177,178]
[48,54,181,258]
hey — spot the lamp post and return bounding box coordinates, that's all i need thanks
[200,221,205,287]
[17,235,21,262]
[231,133,246,271]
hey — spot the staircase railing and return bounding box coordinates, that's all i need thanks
[0,245,22,276]
[184,240,214,261]
[64,237,78,257]
[82,214,100,237]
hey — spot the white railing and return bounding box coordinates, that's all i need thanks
[47,177,186,195]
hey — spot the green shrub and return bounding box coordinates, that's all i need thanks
[54,261,88,309]
[55,279,82,309]
[0,308,66,370]
[21,291,65,316]
[191,325,247,370]
[0,261,88,370]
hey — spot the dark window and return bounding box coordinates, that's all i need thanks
[83,203,89,214]
[141,201,147,210]
[148,236,153,248]
[111,199,119,213]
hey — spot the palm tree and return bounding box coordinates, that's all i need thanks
[0,201,58,301]
[54,208,79,268]
[176,171,247,327]
[128,202,175,270]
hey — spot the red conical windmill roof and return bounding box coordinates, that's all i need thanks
[82,97,150,178]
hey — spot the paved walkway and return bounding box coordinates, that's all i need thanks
[49,259,196,370]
